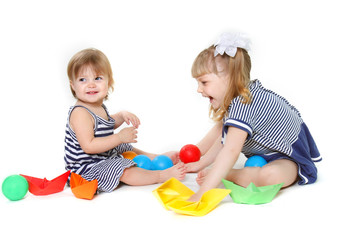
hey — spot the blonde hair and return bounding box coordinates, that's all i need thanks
[67,48,114,100]
[191,46,252,121]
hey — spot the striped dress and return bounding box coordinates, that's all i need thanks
[64,105,136,192]
[222,80,322,184]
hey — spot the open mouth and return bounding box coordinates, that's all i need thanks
[86,91,98,95]
[201,94,214,104]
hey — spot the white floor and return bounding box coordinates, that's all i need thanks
[2,156,357,240]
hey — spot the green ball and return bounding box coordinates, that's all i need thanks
[2,175,29,201]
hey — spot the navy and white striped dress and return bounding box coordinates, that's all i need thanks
[64,105,136,192]
[222,80,322,184]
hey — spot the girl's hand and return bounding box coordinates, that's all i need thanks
[121,111,140,128]
[187,192,203,202]
[113,111,141,129]
[117,126,138,143]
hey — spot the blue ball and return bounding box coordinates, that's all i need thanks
[151,155,173,170]
[133,155,152,170]
[244,155,268,167]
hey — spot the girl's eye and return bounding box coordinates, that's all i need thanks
[79,78,86,82]
[95,77,102,81]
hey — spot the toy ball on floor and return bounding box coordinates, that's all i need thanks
[122,151,137,160]
[244,156,268,167]
[179,144,201,163]
[2,175,29,201]
[152,155,173,170]
[133,155,152,170]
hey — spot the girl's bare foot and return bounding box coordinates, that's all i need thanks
[158,162,186,183]
[184,161,202,173]
[196,168,210,185]
[161,151,181,164]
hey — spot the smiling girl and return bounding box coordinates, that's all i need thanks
[185,33,321,201]
[64,48,185,193]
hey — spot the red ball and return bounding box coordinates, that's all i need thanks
[179,144,201,163]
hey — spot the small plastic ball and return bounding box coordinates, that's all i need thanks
[122,151,137,160]
[179,144,201,163]
[133,155,152,170]
[151,155,173,170]
[2,175,29,201]
[244,156,268,167]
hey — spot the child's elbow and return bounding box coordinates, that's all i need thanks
[81,144,98,155]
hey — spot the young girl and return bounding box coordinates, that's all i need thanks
[64,48,185,193]
[185,33,322,201]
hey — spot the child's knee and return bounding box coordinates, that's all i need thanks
[256,161,298,187]
[257,166,284,186]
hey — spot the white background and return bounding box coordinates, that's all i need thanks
[1,0,359,239]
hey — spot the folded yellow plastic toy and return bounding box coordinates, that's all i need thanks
[153,178,231,216]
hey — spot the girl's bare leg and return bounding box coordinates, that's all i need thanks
[197,159,298,188]
[120,162,186,186]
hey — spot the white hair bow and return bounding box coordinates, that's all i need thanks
[214,32,251,57]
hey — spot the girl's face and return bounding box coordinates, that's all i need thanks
[196,73,228,110]
[70,65,109,106]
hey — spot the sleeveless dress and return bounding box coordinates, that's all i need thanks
[64,105,136,192]
[222,80,322,184]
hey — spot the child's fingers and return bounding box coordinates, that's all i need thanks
[129,127,138,143]
[131,127,138,137]
[128,116,141,128]
[135,118,141,127]
[119,126,138,143]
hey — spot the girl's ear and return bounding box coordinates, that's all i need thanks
[70,80,74,89]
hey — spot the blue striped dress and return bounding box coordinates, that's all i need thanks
[222,80,322,184]
[64,105,136,192]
